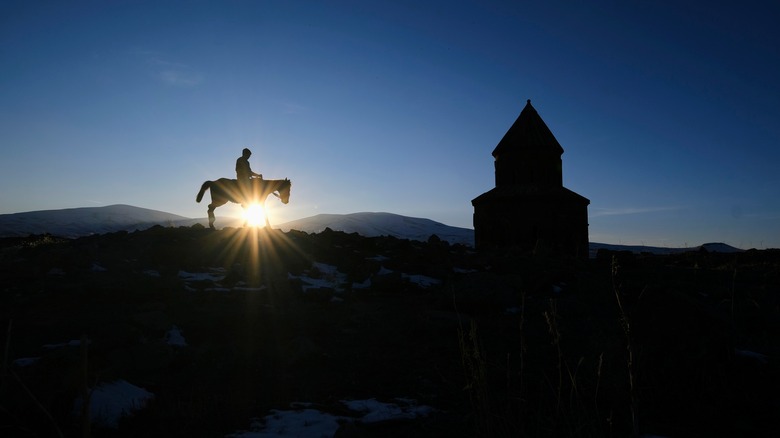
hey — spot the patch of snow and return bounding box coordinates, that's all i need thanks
[453,267,478,274]
[43,338,91,349]
[73,380,154,429]
[367,255,389,262]
[142,269,161,277]
[311,262,339,275]
[290,274,343,292]
[12,357,40,367]
[229,409,343,438]
[735,349,768,364]
[164,326,187,347]
[401,273,441,288]
[289,263,440,292]
[352,278,371,289]
[47,268,65,276]
[377,266,394,276]
[91,262,107,272]
[230,398,434,437]
[288,262,348,292]
[342,398,433,423]
[178,269,225,282]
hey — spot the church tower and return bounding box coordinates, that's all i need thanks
[472,100,590,258]
[493,100,563,189]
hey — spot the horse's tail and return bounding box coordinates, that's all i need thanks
[196,181,211,203]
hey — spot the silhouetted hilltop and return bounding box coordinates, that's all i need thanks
[0,205,750,254]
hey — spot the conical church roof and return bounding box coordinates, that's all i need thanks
[492,100,564,157]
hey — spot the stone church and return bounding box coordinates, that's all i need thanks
[471,100,590,258]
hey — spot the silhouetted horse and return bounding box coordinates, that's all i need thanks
[196,178,291,229]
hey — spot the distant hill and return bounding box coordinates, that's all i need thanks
[589,241,744,257]
[276,212,475,246]
[0,205,745,254]
[0,206,471,245]
[0,204,201,238]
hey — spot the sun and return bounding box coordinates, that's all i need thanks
[243,203,266,227]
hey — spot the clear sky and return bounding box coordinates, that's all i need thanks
[2,1,779,249]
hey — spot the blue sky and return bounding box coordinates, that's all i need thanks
[2,1,779,248]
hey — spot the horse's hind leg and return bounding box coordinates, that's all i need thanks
[207,204,217,229]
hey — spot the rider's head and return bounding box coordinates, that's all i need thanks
[242,148,251,157]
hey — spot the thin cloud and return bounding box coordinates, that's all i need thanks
[590,206,681,218]
[158,69,203,87]
[132,49,204,87]
[281,101,308,114]
[152,59,203,87]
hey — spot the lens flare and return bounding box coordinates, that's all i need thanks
[243,203,266,227]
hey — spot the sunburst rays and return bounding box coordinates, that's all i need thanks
[203,226,309,293]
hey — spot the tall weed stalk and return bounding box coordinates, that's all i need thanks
[612,256,639,437]
[544,299,563,409]
[458,318,491,436]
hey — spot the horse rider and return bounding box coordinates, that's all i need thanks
[236,147,262,199]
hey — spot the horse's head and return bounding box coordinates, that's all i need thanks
[277,178,291,204]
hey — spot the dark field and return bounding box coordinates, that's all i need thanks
[2,226,779,437]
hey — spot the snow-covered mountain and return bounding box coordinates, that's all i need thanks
[0,206,473,245]
[0,204,201,238]
[276,212,475,246]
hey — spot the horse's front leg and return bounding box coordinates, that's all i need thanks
[263,199,271,229]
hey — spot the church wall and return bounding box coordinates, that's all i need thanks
[474,195,588,257]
